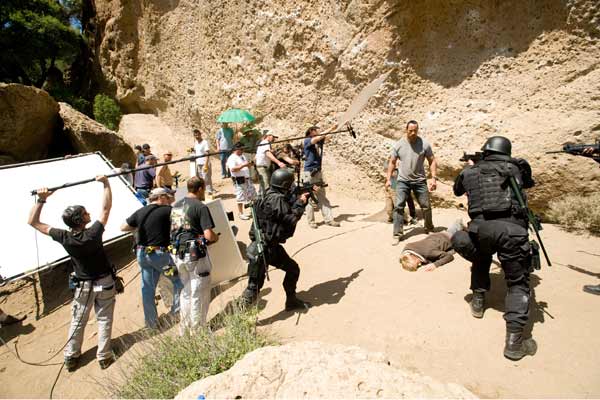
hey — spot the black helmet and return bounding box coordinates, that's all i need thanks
[270,168,294,191]
[481,136,511,156]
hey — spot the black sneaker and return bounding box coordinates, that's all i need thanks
[64,357,79,372]
[98,356,115,370]
[470,291,485,318]
[0,314,26,327]
[285,297,311,311]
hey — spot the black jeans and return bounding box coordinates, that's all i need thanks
[452,219,532,332]
[243,241,300,299]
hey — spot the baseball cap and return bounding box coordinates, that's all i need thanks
[149,187,175,199]
[263,130,278,138]
[142,143,151,150]
[233,142,245,150]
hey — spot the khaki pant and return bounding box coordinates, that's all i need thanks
[64,275,115,361]
[196,162,213,193]
[303,170,334,224]
[256,165,271,191]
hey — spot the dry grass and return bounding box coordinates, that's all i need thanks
[546,192,600,234]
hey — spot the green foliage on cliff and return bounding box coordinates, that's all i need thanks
[93,94,122,130]
[0,0,83,87]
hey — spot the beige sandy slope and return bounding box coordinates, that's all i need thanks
[0,182,599,398]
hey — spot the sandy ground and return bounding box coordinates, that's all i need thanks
[1,175,599,398]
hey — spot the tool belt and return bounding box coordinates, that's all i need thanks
[137,245,169,254]
[171,235,208,261]
[68,272,112,290]
[232,176,247,185]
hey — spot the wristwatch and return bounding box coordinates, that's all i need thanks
[37,198,46,204]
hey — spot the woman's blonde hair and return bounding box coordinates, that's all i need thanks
[400,253,421,272]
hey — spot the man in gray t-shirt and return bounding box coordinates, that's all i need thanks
[386,120,438,245]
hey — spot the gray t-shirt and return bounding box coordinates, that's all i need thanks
[390,136,433,182]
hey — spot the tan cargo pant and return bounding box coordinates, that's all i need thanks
[303,170,334,224]
[64,274,116,361]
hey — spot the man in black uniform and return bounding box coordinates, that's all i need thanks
[452,136,537,361]
[241,168,312,311]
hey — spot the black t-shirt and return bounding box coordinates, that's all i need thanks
[49,221,112,280]
[172,197,215,235]
[126,204,172,246]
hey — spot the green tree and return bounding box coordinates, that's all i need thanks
[0,0,83,87]
[94,94,122,131]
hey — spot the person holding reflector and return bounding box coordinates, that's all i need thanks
[28,176,116,372]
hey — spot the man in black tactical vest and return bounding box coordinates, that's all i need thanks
[451,136,537,361]
[241,169,312,311]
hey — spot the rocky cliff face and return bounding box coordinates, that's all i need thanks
[91,0,600,208]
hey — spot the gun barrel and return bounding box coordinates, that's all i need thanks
[545,151,565,154]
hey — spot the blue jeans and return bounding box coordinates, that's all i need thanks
[393,180,434,236]
[219,150,231,178]
[137,249,183,328]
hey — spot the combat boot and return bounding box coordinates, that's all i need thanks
[504,331,537,361]
[239,288,258,308]
[470,290,485,318]
[285,295,311,311]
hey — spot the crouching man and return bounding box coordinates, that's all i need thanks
[400,219,464,271]
[29,176,116,371]
[170,177,218,333]
[241,169,312,311]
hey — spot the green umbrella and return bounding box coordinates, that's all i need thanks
[216,108,256,123]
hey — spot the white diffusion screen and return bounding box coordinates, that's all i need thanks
[0,153,144,281]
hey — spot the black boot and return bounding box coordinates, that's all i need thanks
[470,290,485,318]
[239,288,258,308]
[583,284,600,296]
[285,295,311,311]
[504,331,537,361]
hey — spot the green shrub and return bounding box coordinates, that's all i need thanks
[547,192,600,234]
[112,306,273,399]
[93,94,122,130]
[48,87,92,116]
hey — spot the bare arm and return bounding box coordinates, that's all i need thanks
[204,228,219,243]
[229,160,252,172]
[97,176,112,226]
[426,154,438,191]
[267,150,285,167]
[28,188,53,235]
[120,223,136,232]
[386,155,398,188]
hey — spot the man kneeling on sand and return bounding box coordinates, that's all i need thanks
[400,219,465,272]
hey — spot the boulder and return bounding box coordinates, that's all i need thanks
[59,102,135,167]
[176,341,476,399]
[0,83,59,162]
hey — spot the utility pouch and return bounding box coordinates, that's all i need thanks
[111,264,125,294]
[530,240,541,271]
[187,239,207,262]
[68,272,80,290]
[232,176,246,185]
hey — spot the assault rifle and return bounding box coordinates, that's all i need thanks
[459,151,483,163]
[294,181,328,204]
[508,177,551,267]
[546,141,600,164]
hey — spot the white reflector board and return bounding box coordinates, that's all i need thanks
[204,199,246,286]
[0,153,144,281]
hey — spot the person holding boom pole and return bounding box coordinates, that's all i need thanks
[28,176,117,372]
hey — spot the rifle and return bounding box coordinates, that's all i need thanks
[546,141,600,164]
[248,164,269,281]
[293,181,328,204]
[508,176,551,267]
[459,151,483,163]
